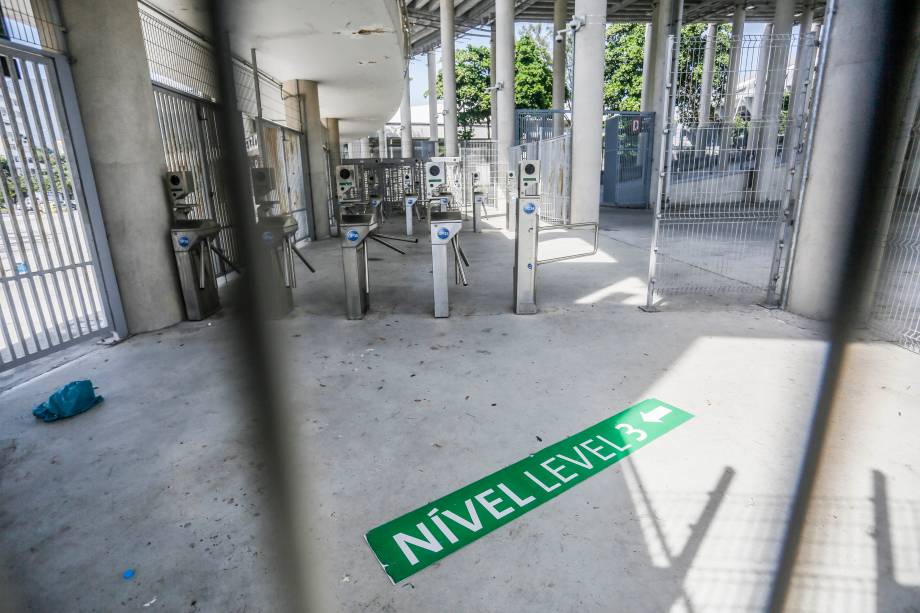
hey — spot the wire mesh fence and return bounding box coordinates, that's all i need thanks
[647,30,817,308]
[459,140,507,222]
[870,106,920,354]
[509,137,571,225]
[139,3,218,101]
[0,0,64,53]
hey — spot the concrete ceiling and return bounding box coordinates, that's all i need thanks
[149,0,409,139]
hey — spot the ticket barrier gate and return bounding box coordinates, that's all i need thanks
[404,193,420,236]
[513,160,599,315]
[250,167,316,317]
[166,171,230,321]
[340,213,417,320]
[430,211,469,318]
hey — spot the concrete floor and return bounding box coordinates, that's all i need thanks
[1,208,918,612]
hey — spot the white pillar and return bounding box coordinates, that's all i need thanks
[569,0,607,224]
[640,22,655,112]
[427,50,439,147]
[378,128,388,158]
[495,0,515,167]
[440,0,458,156]
[648,0,680,205]
[695,23,717,154]
[400,68,413,158]
[722,4,746,123]
[755,0,794,195]
[552,0,567,136]
[490,27,498,139]
[751,24,773,122]
[786,0,915,319]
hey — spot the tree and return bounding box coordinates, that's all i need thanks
[674,24,732,125]
[435,45,491,139]
[514,34,553,110]
[434,33,555,139]
[603,24,646,111]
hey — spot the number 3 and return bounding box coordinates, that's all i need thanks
[615,423,647,442]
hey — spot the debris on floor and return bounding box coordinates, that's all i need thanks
[32,380,104,423]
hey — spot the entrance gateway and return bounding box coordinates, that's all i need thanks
[365,398,693,583]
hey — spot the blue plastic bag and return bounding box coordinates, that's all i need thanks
[32,380,103,422]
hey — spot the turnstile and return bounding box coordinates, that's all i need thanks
[340,213,417,320]
[430,211,469,318]
[404,193,419,236]
[166,171,223,321]
[513,160,599,315]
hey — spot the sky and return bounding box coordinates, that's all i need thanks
[406,22,770,109]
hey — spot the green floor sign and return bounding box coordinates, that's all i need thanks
[365,398,693,583]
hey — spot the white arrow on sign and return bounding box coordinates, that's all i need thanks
[640,405,672,423]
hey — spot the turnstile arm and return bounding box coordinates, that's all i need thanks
[292,246,317,273]
[368,235,407,255]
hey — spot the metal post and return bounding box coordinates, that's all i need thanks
[439,0,458,156]
[251,48,267,163]
[695,23,717,153]
[643,36,676,312]
[514,161,540,314]
[640,22,654,112]
[490,27,498,139]
[763,32,817,306]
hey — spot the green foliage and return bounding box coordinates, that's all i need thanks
[436,45,491,140]
[513,34,553,110]
[675,24,732,125]
[603,24,646,111]
[434,33,554,139]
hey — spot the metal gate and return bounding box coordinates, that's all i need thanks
[645,30,820,309]
[253,121,311,242]
[0,44,118,368]
[152,87,240,276]
[602,112,654,207]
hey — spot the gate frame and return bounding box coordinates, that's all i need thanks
[0,37,128,371]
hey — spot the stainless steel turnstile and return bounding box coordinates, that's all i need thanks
[166,170,224,321]
[340,213,417,320]
[513,160,599,315]
[171,219,221,320]
[430,211,468,318]
[404,193,419,236]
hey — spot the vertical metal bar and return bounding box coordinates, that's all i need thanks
[643,35,676,312]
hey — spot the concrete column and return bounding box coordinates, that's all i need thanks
[293,80,331,239]
[569,0,607,224]
[722,4,746,123]
[755,0,794,195]
[694,23,717,155]
[378,128,388,158]
[495,0,515,166]
[59,0,183,333]
[325,117,341,172]
[698,24,717,126]
[439,0,458,155]
[552,0,567,136]
[785,0,904,319]
[400,68,413,158]
[490,27,498,139]
[427,50,439,147]
[640,22,655,112]
[648,0,682,205]
[751,24,773,122]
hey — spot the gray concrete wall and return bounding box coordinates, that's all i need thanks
[59,0,184,334]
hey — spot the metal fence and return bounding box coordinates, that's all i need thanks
[646,30,818,309]
[0,0,65,53]
[870,104,920,354]
[509,137,571,225]
[0,44,111,367]
[459,140,507,223]
[515,109,570,145]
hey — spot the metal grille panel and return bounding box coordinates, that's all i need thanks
[460,140,507,223]
[871,107,920,354]
[0,48,110,367]
[647,31,818,307]
[0,0,64,53]
[139,3,218,101]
